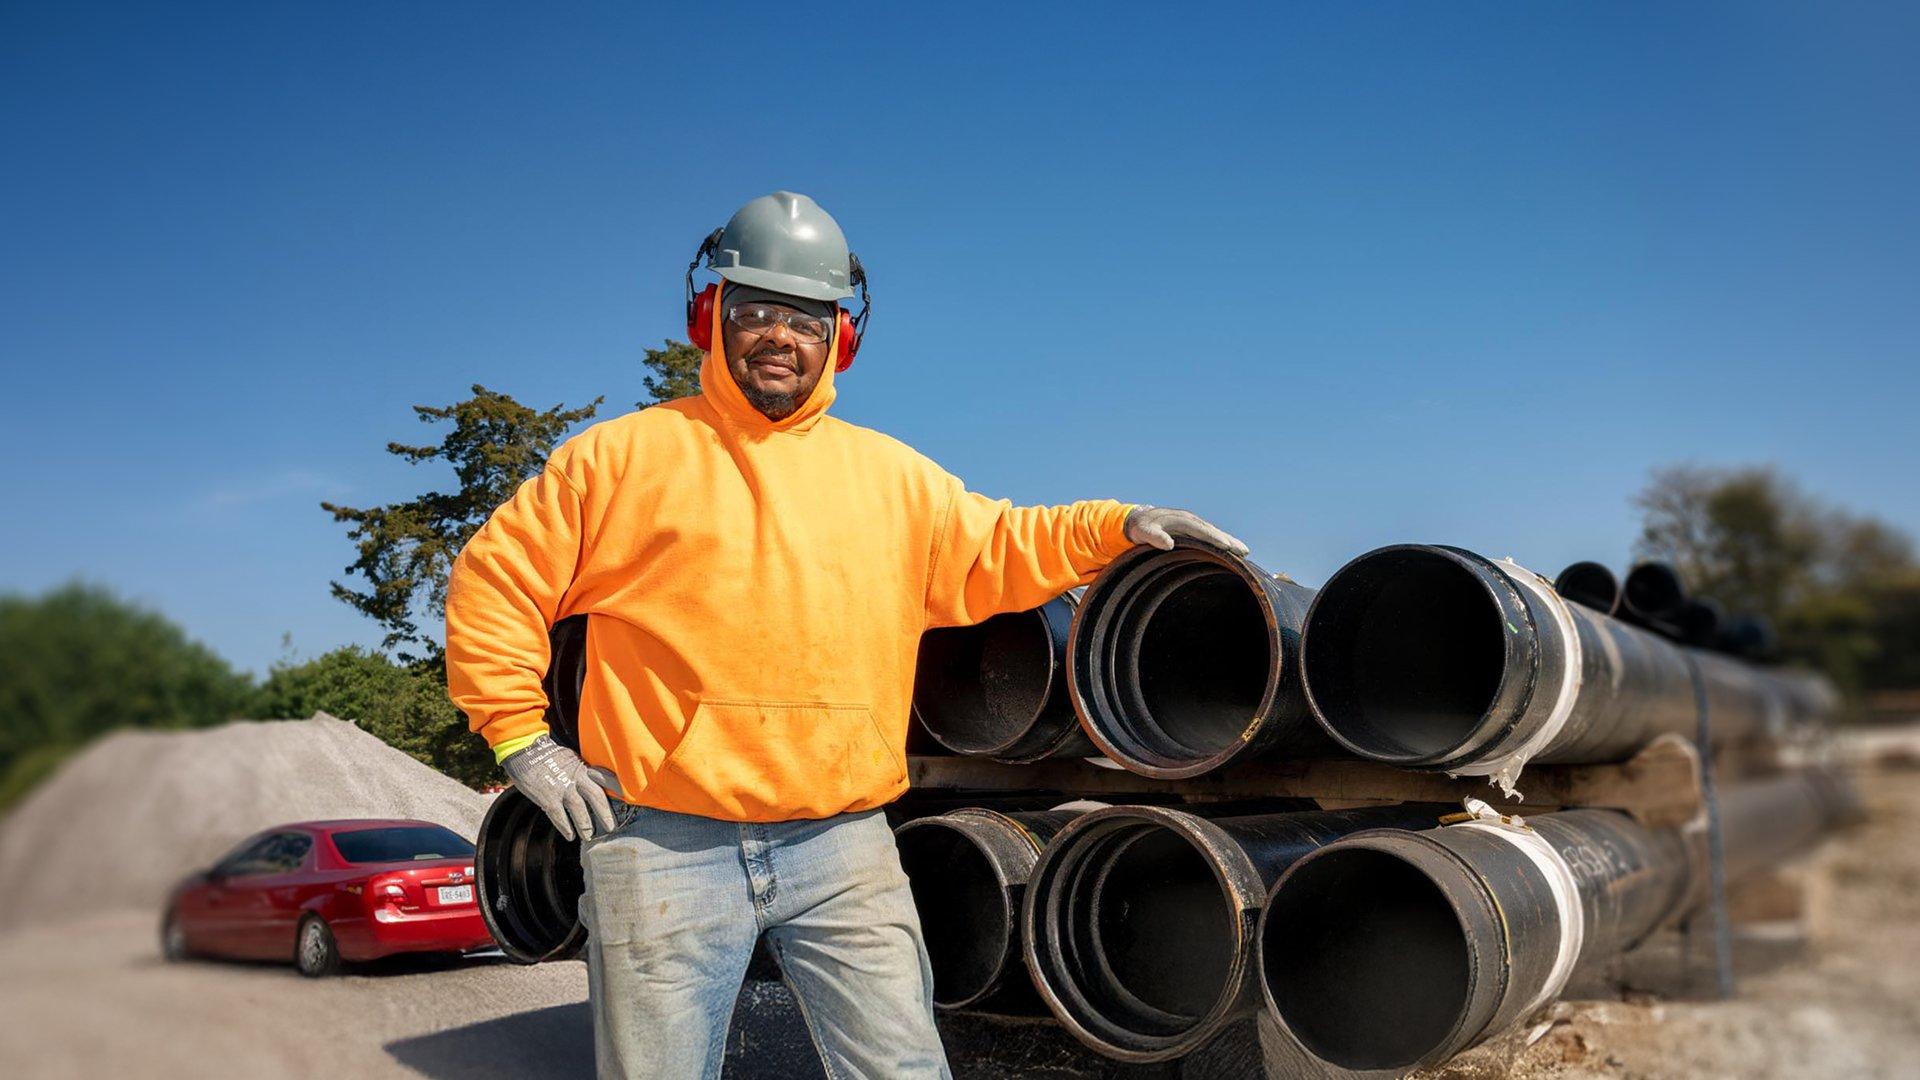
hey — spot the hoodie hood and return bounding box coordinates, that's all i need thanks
[698,283,839,434]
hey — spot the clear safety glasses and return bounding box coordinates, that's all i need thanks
[725,304,831,344]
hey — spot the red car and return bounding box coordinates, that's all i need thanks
[161,818,493,976]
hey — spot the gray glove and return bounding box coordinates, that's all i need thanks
[501,734,620,841]
[1124,506,1249,557]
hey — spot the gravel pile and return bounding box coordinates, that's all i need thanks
[0,714,489,927]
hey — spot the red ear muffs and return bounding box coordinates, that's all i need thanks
[688,283,719,351]
[692,284,857,372]
[833,307,861,372]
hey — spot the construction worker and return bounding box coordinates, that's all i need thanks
[445,191,1245,1080]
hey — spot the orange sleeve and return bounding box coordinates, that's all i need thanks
[924,472,1135,629]
[444,463,586,752]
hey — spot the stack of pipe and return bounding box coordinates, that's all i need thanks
[1557,558,1779,661]
[470,538,1852,1078]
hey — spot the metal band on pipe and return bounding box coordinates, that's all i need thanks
[1454,800,1586,1020]
[1450,559,1585,796]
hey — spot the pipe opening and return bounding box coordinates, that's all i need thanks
[1623,563,1685,621]
[1044,823,1236,1042]
[1080,553,1274,770]
[1261,847,1470,1071]
[477,789,586,963]
[1302,549,1507,762]
[914,609,1053,756]
[1553,561,1618,614]
[1675,598,1722,647]
[896,823,1010,1007]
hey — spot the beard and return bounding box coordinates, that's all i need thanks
[738,381,802,420]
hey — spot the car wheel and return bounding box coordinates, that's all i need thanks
[295,915,342,977]
[160,909,190,961]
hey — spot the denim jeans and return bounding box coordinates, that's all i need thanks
[579,802,951,1080]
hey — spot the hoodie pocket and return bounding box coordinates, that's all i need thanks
[652,699,906,819]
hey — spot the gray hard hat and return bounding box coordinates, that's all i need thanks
[707,191,856,302]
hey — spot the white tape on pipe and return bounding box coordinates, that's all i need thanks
[1450,558,1585,797]
[1454,799,1586,1021]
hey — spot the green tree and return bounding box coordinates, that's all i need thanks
[254,647,496,788]
[318,342,701,780]
[0,582,255,808]
[322,385,602,663]
[1632,464,1919,695]
[638,339,704,407]
[1633,465,1827,618]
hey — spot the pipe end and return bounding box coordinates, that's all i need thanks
[1301,545,1524,767]
[1259,834,1484,1072]
[1070,545,1286,778]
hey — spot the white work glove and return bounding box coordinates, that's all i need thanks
[501,734,620,841]
[1124,506,1249,557]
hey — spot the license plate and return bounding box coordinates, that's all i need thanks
[437,885,473,905]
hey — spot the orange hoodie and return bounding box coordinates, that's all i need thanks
[444,301,1136,821]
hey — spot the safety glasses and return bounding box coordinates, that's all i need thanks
[726,304,831,344]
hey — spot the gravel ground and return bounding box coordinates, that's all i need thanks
[0,716,488,927]
[0,726,1913,1078]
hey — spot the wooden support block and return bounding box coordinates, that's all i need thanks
[1725,867,1808,924]
[905,733,1705,827]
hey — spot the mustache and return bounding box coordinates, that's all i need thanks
[746,345,798,367]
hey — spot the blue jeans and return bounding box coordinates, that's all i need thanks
[579,803,951,1080]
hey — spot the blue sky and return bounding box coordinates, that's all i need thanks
[3,2,1916,676]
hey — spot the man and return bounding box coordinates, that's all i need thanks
[445,191,1245,1079]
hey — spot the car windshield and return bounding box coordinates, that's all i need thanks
[331,825,475,864]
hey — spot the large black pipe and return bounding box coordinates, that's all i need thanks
[1714,612,1779,661]
[1552,561,1619,615]
[1258,772,1852,1073]
[895,808,1083,1011]
[475,615,589,963]
[1621,560,1688,633]
[475,786,587,963]
[1020,803,1447,1062]
[1068,541,1336,779]
[1675,597,1725,649]
[1299,544,1836,777]
[913,593,1095,762]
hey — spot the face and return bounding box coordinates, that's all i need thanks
[723,300,832,420]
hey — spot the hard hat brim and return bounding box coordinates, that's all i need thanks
[715,263,854,303]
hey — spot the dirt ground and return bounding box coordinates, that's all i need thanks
[0,758,1914,1078]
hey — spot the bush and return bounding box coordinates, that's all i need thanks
[0,582,256,807]
[254,647,496,788]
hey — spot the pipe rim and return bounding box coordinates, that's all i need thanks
[913,597,1074,761]
[475,786,586,964]
[1068,543,1284,779]
[1553,560,1620,615]
[1258,830,1496,1072]
[1299,544,1539,768]
[896,811,1035,1009]
[1021,805,1261,1061]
